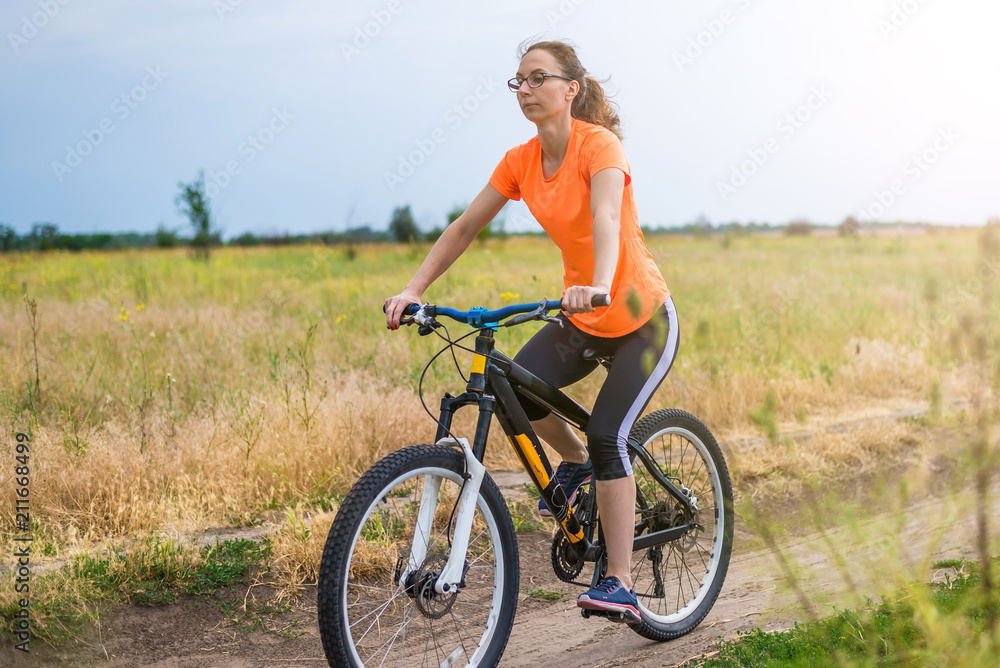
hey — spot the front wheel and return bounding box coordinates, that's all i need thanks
[625,409,735,641]
[317,444,519,668]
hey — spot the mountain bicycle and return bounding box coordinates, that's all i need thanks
[317,296,734,668]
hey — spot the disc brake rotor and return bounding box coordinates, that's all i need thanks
[413,554,458,620]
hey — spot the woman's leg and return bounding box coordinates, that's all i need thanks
[588,298,679,589]
[594,476,638,587]
[512,315,597,462]
[532,413,589,463]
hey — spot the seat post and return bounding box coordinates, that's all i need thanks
[582,348,612,370]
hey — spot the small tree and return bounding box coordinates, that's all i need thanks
[174,171,219,260]
[687,214,713,239]
[389,205,420,243]
[0,224,17,252]
[30,223,60,251]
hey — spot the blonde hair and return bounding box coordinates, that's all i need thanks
[518,38,622,140]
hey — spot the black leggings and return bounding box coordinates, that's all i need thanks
[512,297,680,481]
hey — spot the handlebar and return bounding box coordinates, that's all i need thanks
[400,294,610,328]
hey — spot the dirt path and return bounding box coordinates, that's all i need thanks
[8,468,987,668]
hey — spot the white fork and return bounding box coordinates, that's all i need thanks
[396,437,486,594]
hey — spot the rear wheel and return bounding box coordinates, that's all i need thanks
[624,409,734,641]
[317,444,519,667]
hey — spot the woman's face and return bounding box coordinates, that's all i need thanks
[514,49,578,124]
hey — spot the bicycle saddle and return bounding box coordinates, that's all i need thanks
[582,348,613,368]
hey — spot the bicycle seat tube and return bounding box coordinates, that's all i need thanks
[484,357,589,548]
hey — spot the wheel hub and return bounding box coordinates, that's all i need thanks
[647,500,699,553]
[400,554,465,620]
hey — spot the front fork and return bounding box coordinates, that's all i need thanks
[396,436,486,594]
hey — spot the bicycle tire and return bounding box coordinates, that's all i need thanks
[317,444,519,668]
[622,409,735,641]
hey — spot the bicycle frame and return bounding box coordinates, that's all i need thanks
[407,325,697,594]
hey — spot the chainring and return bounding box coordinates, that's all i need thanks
[551,531,587,583]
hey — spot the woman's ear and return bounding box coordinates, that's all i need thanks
[566,80,579,101]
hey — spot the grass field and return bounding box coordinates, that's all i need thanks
[2,226,999,654]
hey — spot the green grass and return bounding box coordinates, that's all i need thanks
[506,498,547,533]
[0,537,291,644]
[693,558,999,667]
[523,586,565,601]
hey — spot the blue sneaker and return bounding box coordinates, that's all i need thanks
[577,576,642,624]
[538,460,593,518]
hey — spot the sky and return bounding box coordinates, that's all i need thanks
[1,0,998,238]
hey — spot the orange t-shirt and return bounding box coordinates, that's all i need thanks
[489,118,670,337]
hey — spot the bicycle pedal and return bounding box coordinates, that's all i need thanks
[580,608,634,624]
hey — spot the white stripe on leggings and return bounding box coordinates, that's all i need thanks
[616,297,679,476]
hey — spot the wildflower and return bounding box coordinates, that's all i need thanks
[137,304,145,312]
[500,292,520,302]
[335,314,347,324]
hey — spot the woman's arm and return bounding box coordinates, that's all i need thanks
[562,167,624,313]
[384,183,509,329]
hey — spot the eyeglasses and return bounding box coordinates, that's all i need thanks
[507,72,575,93]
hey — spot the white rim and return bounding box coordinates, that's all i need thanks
[632,426,726,625]
[342,465,505,668]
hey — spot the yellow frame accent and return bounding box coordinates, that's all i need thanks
[471,353,486,375]
[508,433,550,489]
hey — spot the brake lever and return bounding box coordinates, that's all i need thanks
[540,313,564,327]
[501,299,564,328]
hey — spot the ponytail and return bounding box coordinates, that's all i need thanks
[572,75,622,140]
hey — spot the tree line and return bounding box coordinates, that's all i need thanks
[2,170,969,255]
[0,171,504,256]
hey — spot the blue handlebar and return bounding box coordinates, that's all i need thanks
[402,294,610,327]
[403,300,561,324]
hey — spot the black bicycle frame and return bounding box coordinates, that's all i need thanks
[432,328,694,554]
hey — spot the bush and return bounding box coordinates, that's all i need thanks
[230,232,261,247]
[155,225,181,248]
[838,216,860,238]
[786,220,813,236]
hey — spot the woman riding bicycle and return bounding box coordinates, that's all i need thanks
[385,38,678,624]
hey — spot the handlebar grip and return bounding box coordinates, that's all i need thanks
[592,294,611,308]
[382,303,421,315]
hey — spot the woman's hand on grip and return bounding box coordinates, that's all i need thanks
[384,289,422,330]
[562,285,609,315]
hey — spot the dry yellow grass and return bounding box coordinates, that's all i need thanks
[0,227,996,561]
